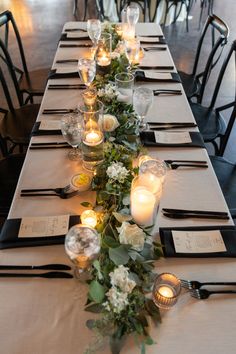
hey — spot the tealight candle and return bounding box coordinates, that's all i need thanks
[81,210,97,228]
[131,186,157,227]
[84,130,103,146]
[70,173,92,192]
[97,53,111,66]
[152,273,181,310]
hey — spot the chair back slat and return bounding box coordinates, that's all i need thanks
[191,14,229,103]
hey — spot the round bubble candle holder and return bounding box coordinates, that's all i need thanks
[152,273,181,310]
[65,224,100,280]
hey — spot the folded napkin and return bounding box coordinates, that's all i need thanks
[48,69,79,80]
[135,71,181,83]
[0,216,80,249]
[60,33,91,41]
[160,226,236,258]
[140,131,205,148]
[31,122,62,136]
[139,37,166,45]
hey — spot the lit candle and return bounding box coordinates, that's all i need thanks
[81,210,97,228]
[97,53,111,66]
[131,186,157,227]
[158,286,174,298]
[138,173,162,196]
[152,273,181,310]
[84,130,103,146]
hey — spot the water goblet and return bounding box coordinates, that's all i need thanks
[61,114,82,161]
[65,224,100,280]
[78,58,96,88]
[133,87,153,130]
[87,19,101,45]
[127,3,140,25]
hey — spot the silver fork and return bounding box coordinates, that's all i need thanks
[190,289,236,300]
[181,279,236,290]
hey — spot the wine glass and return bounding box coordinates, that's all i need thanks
[61,114,82,161]
[124,38,140,67]
[87,19,101,45]
[65,224,100,280]
[133,87,153,130]
[78,58,96,88]
[127,4,140,25]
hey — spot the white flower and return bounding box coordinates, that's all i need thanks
[106,162,129,183]
[109,265,136,294]
[99,114,120,132]
[117,222,145,252]
[106,287,129,313]
[97,84,117,99]
[111,51,120,59]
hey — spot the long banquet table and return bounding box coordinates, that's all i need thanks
[2,22,236,354]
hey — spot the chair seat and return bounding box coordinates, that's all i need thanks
[20,68,49,96]
[190,102,227,141]
[0,104,40,145]
[178,71,199,98]
[0,153,25,217]
[210,155,236,210]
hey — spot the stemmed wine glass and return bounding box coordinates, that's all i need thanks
[87,19,101,45]
[124,38,140,68]
[127,4,140,25]
[61,114,82,161]
[78,58,96,88]
[133,87,153,130]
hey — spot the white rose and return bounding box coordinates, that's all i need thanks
[99,114,120,132]
[117,222,145,252]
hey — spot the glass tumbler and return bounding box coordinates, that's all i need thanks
[115,72,134,104]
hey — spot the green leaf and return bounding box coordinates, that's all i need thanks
[112,212,132,223]
[103,235,120,248]
[85,303,104,313]
[141,342,146,354]
[80,202,93,208]
[93,260,103,280]
[86,319,96,329]
[109,245,130,265]
[145,336,156,346]
[88,280,105,303]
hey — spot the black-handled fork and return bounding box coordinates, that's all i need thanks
[0,272,73,279]
[166,163,208,170]
[190,289,236,299]
[0,264,71,271]
[143,47,167,51]
[20,185,78,199]
[181,279,236,290]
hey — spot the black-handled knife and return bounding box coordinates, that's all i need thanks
[163,212,229,220]
[0,272,73,278]
[162,208,229,216]
[0,264,71,270]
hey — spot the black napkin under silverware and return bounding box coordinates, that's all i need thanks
[48,69,79,79]
[140,131,205,148]
[135,71,181,83]
[59,44,92,48]
[139,65,174,70]
[31,122,62,137]
[160,226,236,258]
[60,33,90,41]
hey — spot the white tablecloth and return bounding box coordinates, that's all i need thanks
[2,22,236,354]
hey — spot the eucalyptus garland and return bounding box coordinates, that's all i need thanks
[84,23,163,354]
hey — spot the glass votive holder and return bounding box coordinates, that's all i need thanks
[152,273,181,310]
[65,224,100,280]
[139,158,167,185]
[82,88,97,108]
[115,72,134,104]
[81,210,97,228]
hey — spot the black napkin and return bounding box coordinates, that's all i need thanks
[140,131,205,148]
[31,122,62,136]
[48,69,79,80]
[0,216,81,249]
[135,71,181,83]
[60,33,91,41]
[159,226,236,258]
[140,38,166,45]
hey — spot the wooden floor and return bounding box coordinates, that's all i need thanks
[0,0,235,160]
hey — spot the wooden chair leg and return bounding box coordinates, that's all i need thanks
[73,0,78,16]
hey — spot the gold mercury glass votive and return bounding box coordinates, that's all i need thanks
[152,273,181,310]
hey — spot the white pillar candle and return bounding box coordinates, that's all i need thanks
[138,173,162,196]
[131,186,157,227]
